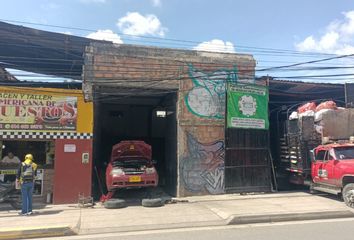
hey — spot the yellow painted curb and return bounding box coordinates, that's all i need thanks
[0,226,77,240]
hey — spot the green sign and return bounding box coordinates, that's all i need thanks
[227,83,269,129]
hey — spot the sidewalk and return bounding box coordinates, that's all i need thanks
[1,192,354,239]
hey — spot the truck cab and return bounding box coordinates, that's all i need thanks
[311,143,354,208]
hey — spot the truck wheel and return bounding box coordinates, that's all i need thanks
[141,198,164,207]
[342,183,354,208]
[103,199,127,209]
[309,183,317,194]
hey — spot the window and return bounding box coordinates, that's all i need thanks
[0,140,52,166]
[315,150,326,161]
[334,147,354,160]
[328,149,335,160]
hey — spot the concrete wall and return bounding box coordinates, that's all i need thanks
[83,43,256,197]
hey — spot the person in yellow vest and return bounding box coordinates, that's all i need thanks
[16,154,37,216]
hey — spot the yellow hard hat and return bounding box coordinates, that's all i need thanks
[25,154,33,161]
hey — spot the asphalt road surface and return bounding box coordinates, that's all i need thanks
[39,218,354,240]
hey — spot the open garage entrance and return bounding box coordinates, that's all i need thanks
[92,87,178,200]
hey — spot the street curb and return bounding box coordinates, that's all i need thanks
[0,225,77,240]
[227,210,354,225]
[79,220,225,235]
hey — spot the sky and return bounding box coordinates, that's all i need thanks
[1,0,354,82]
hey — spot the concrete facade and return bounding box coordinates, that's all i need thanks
[83,43,256,197]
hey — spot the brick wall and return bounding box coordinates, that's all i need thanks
[83,43,255,101]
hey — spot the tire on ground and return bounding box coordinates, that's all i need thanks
[309,182,318,194]
[141,198,164,207]
[103,199,127,209]
[343,183,354,208]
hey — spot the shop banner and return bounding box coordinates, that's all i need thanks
[0,92,77,131]
[227,83,269,129]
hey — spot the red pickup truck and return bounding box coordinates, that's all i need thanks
[278,104,354,208]
[311,143,354,208]
[105,141,158,192]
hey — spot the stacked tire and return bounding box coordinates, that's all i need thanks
[141,198,164,207]
[103,199,127,209]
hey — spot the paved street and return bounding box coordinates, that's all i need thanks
[39,218,354,240]
[1,192,354,239]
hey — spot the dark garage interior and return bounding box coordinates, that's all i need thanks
[92,86,178,199]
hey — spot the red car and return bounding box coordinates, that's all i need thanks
[105,141,158,191]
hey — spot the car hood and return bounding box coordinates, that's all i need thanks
[110,140,152,163]
[338,159,354,164]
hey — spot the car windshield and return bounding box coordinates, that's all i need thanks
[334,147,354,160]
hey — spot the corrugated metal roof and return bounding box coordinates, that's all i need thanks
[0,21,105,80]
[266,78,345,106]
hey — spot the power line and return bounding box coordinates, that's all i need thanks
[2,54,348,67]
[273,73,354,79]
[0,77,346,104]
[2,69,354,84]
[0,52,352,72]
[2,74,352,89]
[259,54,354,71]
[1,29,353,72]
[0,18,350,59]
[0,39,345,60]
[1,19,354,84]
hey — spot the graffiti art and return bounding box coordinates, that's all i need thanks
[181,132,225,194]
[184,64,238,119]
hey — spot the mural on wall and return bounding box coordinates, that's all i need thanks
[181,132,225,194]
[184,64,238,119]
